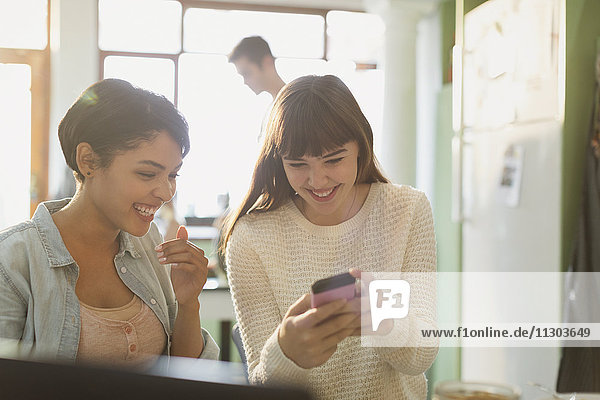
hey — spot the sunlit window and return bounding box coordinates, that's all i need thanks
[326,11,385,65]
[177,53,270,215]
[0,0,48,50]
[184,9,324,58]
[99,0,182,53]
[99,3,385,219]
[0,64,32,229]
[104,56,176,102]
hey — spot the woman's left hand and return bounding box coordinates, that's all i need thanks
[155,226,208,307]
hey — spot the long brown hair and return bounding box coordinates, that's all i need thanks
[220,74,388,253]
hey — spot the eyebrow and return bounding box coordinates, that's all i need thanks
[283,149,348,161]
[137,160,183,170]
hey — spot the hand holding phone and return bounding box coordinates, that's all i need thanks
[310,272,356,308]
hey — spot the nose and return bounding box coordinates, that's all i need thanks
[307,165,328,189]
[154,177,176,203]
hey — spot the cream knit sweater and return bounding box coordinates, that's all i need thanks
[226,183,438,399]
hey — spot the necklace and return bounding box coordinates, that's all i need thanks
[343,186,358,221]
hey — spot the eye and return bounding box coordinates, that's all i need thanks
[169,173,180,179]
[326,157,344,164]
[287,162,306,168]
[138,172,155,178]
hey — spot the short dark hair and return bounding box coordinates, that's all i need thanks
[228,36,274,66]
[58,78,190,183]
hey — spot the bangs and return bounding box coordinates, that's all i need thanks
[274,92,359,159]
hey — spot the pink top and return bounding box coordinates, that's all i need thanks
[77,295,167,369]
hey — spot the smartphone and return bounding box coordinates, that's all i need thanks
[310,272,356,308]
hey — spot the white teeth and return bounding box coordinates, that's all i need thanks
[134,205,156,217]
[312,188,334,197]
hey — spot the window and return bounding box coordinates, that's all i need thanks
[98,1,385,220]
[0,0,50,229]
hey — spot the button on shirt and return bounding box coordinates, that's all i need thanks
[0,199,219,362]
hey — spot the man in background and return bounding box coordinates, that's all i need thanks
[229,36,285,100]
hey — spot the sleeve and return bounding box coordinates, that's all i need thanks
[373,191,439,375]
[226,219,310,386]
[0,262,28,352]
[198,328,220,360]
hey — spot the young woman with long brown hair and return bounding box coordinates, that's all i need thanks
[222,75,437,399]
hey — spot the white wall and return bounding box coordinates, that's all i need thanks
[48,0,98,198]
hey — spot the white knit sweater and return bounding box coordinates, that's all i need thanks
[226,183,438,399]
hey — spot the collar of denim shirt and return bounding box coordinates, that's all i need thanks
[32,198,142,269]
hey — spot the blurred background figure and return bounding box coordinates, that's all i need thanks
[229,36,285,99]
[229,36,286,143]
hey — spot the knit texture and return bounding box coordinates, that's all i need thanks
[226,183,438,399]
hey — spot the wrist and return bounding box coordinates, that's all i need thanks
[177,299,200,313]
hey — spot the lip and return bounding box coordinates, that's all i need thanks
[306,184,340,203]
[132,203,161,223]
[134,209,155,223]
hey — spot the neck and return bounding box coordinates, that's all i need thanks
[267,74,285,99]
[52,188,120,253]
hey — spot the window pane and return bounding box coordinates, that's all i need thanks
[275,58,327,83]
[0,63,31,229]
[0,0,47,49]
[177,53,271,217]
[278,59,384,162]
[104,56,175,102]
[326,11,385,65]
[98,0,181,53]
[184,8,324,58]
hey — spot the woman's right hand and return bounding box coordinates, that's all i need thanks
[278,293,358,369]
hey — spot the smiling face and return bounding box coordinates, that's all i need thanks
[282,141,360,225]
[86,131,183,237]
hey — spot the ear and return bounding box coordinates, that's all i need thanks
[75,142,98,177]
[261,55,274,69]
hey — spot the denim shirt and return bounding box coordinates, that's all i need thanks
[0,199,219,362]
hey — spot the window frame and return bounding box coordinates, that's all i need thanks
[0,0,51,216]
[97,0,378,102]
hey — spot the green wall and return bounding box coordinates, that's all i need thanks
[429,84,462,394]
[561,0,600,271]
[429,0,600,394]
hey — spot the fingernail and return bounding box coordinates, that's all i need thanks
[156,252,164,258]
[155,245,162,251]
[158,257,167,263]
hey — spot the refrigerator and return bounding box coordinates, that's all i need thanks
[455,0,564,396]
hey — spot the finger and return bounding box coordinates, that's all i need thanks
[159,252,208,266]
[315,313,359,338]
[158,241,205,259]
[320,326,355,349]
[176,225,188,241]
[349,268,361,279]
[286,293,311,317]
[297,298,350,327]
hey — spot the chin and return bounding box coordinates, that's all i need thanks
[126,223,153,238]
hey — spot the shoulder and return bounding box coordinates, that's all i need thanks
[0,220,37,246]
[232,203,292,238]
[0,220,40,267]
[0,221,40,295]
[374,183,431,213]
[227,203,293,257]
